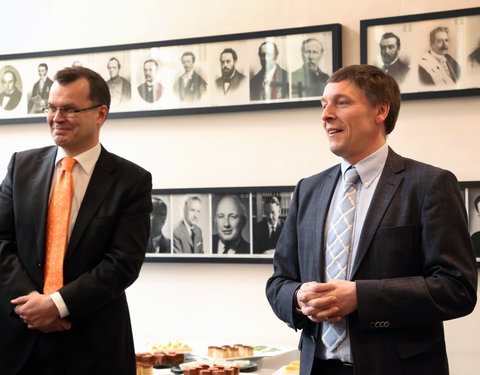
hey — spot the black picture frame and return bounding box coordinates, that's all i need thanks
[146,186,294,263]
[460,181,480,264]
[147,182,480,264]
[0,24,341,125]
[360,7,480,100]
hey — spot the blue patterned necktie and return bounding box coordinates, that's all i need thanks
[322,166,360,352]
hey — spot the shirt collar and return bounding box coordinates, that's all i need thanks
[55,143,101,175]
[340,143,388,188]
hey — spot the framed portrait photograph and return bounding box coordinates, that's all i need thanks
[360,7,480,99]
[460,181,480,264]
[145,186,294,263]
[0,24,341,125]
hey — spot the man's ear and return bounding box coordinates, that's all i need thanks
[376,102,390,124]
[96,105,109,126]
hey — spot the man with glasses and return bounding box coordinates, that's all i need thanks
[0,66,152,375]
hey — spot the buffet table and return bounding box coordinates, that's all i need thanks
[139,342,300,375]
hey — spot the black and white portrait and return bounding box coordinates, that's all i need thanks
[0,66,22,111]
[147,195,172,254]
[27,63,53,114]
[106,56,132,107]
[212,194,251,255]
[250,39,289,101]
[171,194,210,254]
[252,192,291,255]
[468,188,480,258]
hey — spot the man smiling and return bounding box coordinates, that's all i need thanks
[266,64,476,375]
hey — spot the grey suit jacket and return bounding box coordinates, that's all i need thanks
[0,145,152,375]
[266,148,477,375]
[173,221,203,253]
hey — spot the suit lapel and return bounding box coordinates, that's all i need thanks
[66,147,116,257]
[350,148,405,278]
[314,166,340,281]
[32,147,57,263]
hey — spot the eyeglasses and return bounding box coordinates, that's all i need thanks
[42,104,102,118]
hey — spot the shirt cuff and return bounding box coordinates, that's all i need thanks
[49,292,70,318]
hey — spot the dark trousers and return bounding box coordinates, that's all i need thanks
[311,357,354,375]
[18,334,67,375]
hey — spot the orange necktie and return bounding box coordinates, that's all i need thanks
[43,157,76,295]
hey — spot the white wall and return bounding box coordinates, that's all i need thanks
[1,0,480,373]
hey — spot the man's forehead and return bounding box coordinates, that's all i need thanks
[381,38,397,46]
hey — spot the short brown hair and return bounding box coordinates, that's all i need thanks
[54,66,111,110]
[327,64,401,135]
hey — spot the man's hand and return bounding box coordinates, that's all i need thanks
[11,291,71,331]
[296,280,357,323]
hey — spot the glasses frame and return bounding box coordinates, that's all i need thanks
[42,104,102,118]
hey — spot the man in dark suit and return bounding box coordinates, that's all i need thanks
[213,195,250,254]
[253,196,284,254]
[291,38,329,98]
[147,196,171,253]
[173,196,204,254]
[419,26,460,86]
[266,64,477,375]
[250,41,289,101]
[0,66,152,375]
[379,32,410,83]
[215,48,246,95]
[28,63,54,114]
[0,70,22,111]
[138,59,163,103]
[175,51,207,102]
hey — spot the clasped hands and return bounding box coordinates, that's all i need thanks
[296,280,357,323]
[11,291,71,333]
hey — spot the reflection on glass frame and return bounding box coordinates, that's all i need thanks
[0,24,341,125]
[360,7,480,100]
[146,186,294,263]
[460,181,480,264]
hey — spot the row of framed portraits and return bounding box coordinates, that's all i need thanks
[146,182,480,264]
[0,7,479,124]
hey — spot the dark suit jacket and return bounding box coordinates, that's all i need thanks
[176,71,207,101]
[28,77,53,113]
[215,70,246,94]
[212,235,250,254]
[146,234,171,253]
[250,64,290,100]
[0,87,22,111]
[0,145,152,375]
[291,66,329,98]
[266,148,477,375]
[383,59,409,83]
[472,231,480,257]
[253,218,284,254]
[137,81,163,103]
[173,221,203,253]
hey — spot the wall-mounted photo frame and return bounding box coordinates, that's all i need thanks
[0,24,341,125]
[360,7,480,100]
[148,182,480,264]
[146,186,294,263]
[460,181,480,265]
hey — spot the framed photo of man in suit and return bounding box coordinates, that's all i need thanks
[463,185,480,260]
[0,24,341,124]
[252,191,292,255]
[361,7,480,100]
[147,194,173,255]
[170,194,210,255]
